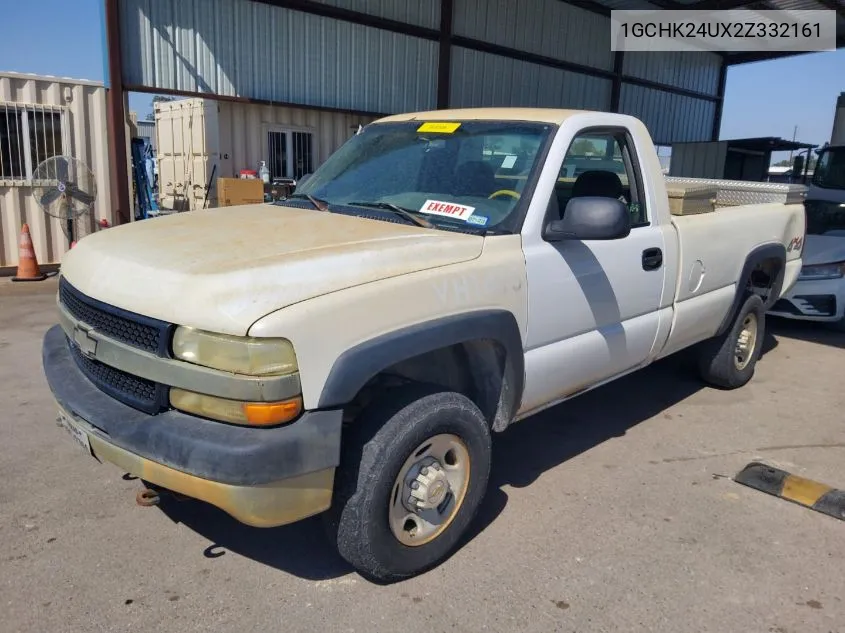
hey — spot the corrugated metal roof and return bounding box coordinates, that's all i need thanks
[584,0,844,59]
[453,0,614,71]
[623,51,721,96]
[310,0,440,29]
[619,83,715,144]
[450,47,612,111]
[120,0,437,114]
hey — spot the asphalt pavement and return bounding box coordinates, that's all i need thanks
[2,278,843,633]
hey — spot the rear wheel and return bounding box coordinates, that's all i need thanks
[697,294,766,389]
[324,385,491,583]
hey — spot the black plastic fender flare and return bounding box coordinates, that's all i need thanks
[715,243,786,337]
[317,310,525,420]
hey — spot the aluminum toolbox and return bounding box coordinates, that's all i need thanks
[665,176,807,208]
[665,183,718,216]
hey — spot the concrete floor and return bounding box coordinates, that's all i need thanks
[2,278,844,633]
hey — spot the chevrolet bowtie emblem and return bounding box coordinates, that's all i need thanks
[73,325,98,358]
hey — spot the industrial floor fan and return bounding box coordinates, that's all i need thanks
[31,155,97,247]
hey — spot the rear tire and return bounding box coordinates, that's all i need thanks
[324,385,492,583]
[697,294,766,389]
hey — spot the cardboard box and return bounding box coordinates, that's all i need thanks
[217,178,265,207]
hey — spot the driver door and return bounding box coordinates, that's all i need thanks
[519,126,666,415]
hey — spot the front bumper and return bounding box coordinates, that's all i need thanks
[768,277,845,323]
[43,325,342,527]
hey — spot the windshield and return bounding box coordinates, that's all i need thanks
[293,120,553,232]
[812,147,845,190]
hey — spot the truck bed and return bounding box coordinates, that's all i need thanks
[656,199,806,358]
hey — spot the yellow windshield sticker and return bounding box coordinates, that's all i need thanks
[417,122,461,134]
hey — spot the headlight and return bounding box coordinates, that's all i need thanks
[172,327,298,376]
[798,261,845,281]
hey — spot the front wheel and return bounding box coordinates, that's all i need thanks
[324,385,492,583]
[697,293,766,389]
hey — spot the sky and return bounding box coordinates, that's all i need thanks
[1,0,843,157]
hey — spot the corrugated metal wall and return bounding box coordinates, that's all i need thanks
[120,0,437,114]
[0,73,111,269]
[453,0,613,71]
[668,142,728,178]
[450,47,611,111]
[310,0,440,29]
[622,52,721,96]
[120,0,724,145]
[619,84,716,144]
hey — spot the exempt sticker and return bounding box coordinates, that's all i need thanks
[420,199,476,221]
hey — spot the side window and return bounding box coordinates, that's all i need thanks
[555,130,648,228]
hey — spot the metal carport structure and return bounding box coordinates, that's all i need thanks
[102,0,845,224]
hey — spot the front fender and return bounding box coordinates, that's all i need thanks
[317,310,525,419]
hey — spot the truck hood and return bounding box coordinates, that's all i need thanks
[802,234,845,266]
[60,204,483,335]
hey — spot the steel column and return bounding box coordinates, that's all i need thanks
[104,0,131,225]
[437,0,453,109]
[711,60,728,141]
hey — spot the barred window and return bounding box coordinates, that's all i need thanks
[0,103,65,181]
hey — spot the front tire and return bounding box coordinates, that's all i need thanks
[697,294,766,389]
[324,385,492,583]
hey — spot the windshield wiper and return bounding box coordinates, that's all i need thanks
[287,193,330,212]
[348,201,434,229]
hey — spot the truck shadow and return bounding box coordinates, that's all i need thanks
[154,341,781,582]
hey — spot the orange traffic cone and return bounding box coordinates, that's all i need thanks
[11,224,47,282]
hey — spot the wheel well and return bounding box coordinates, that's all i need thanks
[343,340,517,432]
[747,256,784,306]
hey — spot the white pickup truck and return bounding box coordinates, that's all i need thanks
[43,108,805,582]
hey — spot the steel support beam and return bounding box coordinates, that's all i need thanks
[610,51,624,112]
[815,0,845,21]
[437,0,453,109]
[104,0,131,225]
[711,60,729,140]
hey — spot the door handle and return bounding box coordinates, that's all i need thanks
[642,247,662,271]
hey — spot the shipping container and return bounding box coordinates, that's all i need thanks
[154,97,376,211]
[0,72,112,271]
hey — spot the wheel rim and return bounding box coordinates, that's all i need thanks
[388,434,471,547]
[734,312,758,370]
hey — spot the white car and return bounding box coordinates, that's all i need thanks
[769,233,845,329]
[769,148,845,330]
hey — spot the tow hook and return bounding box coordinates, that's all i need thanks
[136,488,160,506]
[135,483,190,507]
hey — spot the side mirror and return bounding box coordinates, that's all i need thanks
[543,196,631,242]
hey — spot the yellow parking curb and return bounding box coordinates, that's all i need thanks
[734,462,845,521]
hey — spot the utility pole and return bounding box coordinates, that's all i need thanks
[789,125,797,163]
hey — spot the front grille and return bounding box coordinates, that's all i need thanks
[59,278,171,356]
[68,339,166,414]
